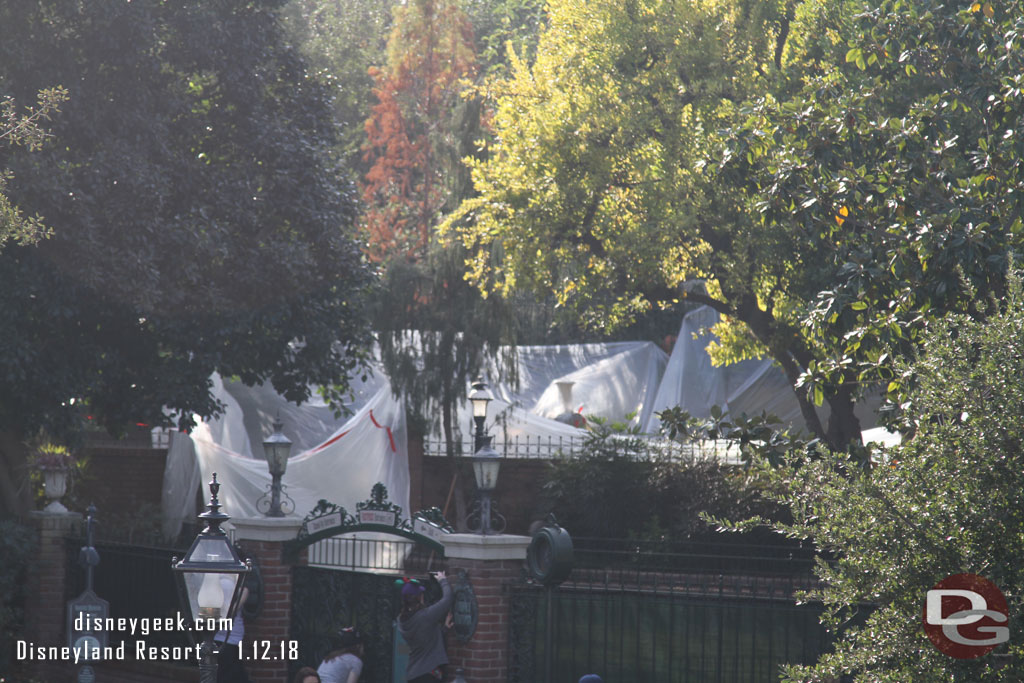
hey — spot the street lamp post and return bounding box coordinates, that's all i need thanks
[172,474,251,683]
[467,378,504,534]
[261,417,293,517]
[468,377,494,452]
[471,436,502,535]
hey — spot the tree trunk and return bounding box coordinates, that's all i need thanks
[825,384,863,454]
[440,369,467,531]
[0,431,32,517]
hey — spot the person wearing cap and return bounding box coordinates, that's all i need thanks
[292,667,321,683]
[316,627,364,683]
[578,675,604,683]
[398,572,454,682]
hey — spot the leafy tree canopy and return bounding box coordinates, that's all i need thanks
[0,0,373,440]
[439,0,867,444]
[722,0,1024,424]
[283,0,400,181]
[445,0,811,324]
[445,0,1024,452]
[0,86,67,250]
[362,0,479,263]
[732,278,1024,681]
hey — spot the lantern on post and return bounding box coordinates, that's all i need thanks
[172,474,250,683]
[261,417,293,517]
[468,377,494,452]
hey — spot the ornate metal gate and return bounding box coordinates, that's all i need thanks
[291,564,402,682]
[287,485,452,683]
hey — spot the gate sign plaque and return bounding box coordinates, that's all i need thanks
[358,509,397,526]
[450,570,478,642]
[307,511,345,536]
[67,590,109,661]
[413,518,445,542]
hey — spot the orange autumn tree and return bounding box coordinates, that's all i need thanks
[362,0,477,264]
[362,1,523,531]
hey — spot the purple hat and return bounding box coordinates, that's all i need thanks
[578,676,604,683]
[400,580,425,599]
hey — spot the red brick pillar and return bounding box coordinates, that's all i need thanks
[24,510,81,643]
[442,534,530,683]
[22,509,81,680]
[230,516,304,683]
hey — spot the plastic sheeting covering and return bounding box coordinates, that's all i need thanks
[160,430,202,539]
[163,341,668,537]
[161,370,408,538]
[643,306,880,435]
[447,342,670,451]
[506,342,668,428]
[160,321,890,538]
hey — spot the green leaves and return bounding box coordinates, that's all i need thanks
[0,0,373,438]
[845,47,866,70]
[768,282,1024,680]
[0,86,68,250]
[543,420,787,539]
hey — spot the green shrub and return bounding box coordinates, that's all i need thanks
[540,420,784,540]
[751,283,1024,680]
[0,519,35,674]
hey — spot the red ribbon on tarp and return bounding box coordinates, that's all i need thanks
[370,409,397,452]
[310,409,395,453]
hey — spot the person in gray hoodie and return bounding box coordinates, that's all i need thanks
[397,572,454,682]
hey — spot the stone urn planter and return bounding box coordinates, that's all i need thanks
[31,442,76,513]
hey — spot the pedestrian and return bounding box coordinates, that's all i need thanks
[292,666,321,683]
[215,572,253,683]
[397,573,454,683]
[316,627,364,683]
[578,676,604,683]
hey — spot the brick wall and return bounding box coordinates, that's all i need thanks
[445,558,522,681]
[440,535,530,683]
[75,446,168,512]
[236,538,296,683]
[416,451,552,535]
[21,510,81,682]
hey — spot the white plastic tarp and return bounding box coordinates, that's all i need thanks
[162,370,408,535]
[414,341,672,454]
[484,342,668,426]
[643,306,881,436]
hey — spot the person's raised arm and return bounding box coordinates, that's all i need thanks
[416,571,454,624]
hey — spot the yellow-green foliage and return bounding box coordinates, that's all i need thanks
[442,0,801,332]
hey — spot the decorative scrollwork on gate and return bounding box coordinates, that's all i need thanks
[412,506,455,533]
[286,484,456,561]
[355,482,406,529]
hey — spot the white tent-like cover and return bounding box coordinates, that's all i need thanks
[161,308,887,536]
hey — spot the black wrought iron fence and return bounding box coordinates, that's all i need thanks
[571,536,822,576]
[64,537,192,652]
[509,569,829,683]
[423,434,737,462]
[305,535,447,574]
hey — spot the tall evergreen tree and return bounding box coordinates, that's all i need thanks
[0,0,373,515]
[361,0,524,526]
[362,0,479,263]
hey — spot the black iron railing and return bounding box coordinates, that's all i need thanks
[571,536,822,576]
[424,434,739,462]
[64,537,192,652]
[509,569,829,683]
